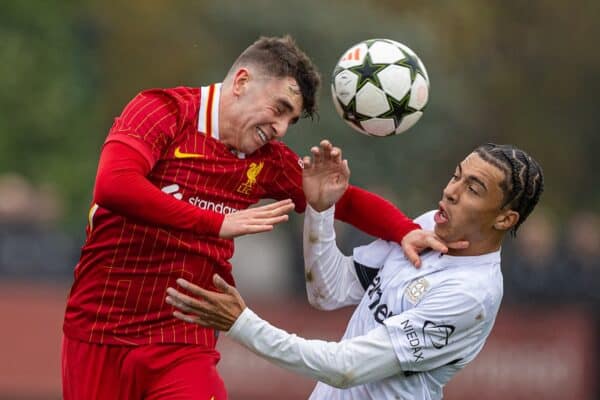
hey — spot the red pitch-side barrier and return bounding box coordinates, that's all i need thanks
[0,282,596,400]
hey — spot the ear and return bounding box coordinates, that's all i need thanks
[494,210,520,232]
[232,68,250,97]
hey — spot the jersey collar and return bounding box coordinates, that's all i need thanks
[425,248,501,269]
[198,83,222,140]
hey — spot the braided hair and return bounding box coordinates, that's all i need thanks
[474,143,544,237]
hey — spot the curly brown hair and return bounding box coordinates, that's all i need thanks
[228,35,321,119]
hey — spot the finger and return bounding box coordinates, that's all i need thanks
[238,224,275,234]
[330,146,342,163]
[251,199,293,211]
[249,204,293,219]
[319,139,332,149]
[247,205,293,224]
[167,286,210,308]
[426,236,449,254]
[302,156,312,169]
[246,201,294,216]
[176,278,223,309]
[320,140,333,161]
[403,246,422,268]
[166,295,204,315]
[252,202,294,216]
[213,274,233,294]
[173,311,207,326]
[248,213,290,227]
[342,159,350,176]
[262,201,295,215]
[175,278,208,297]
[310,146,322,164]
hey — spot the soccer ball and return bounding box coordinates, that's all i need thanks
[331,39,430,137]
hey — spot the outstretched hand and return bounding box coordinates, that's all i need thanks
[219,199,294,239]
[302,140,350,212]
[401,229,469,267]
[166,274,246,332]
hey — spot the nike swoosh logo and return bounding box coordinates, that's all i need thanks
[174,146,204,159]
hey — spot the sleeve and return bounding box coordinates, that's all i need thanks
[303,204,396,310]
[93,141,224,236]
[303,205,364,310]
[334,186,421,245]
[104,89,184,168]
[352,239,395,289]
[227,308,402,389]
[383,283,485,373]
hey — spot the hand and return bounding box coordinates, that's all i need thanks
[302,139,351,212]
[401,229,469,268]
[166,274,246,331]
[219,199,294,238]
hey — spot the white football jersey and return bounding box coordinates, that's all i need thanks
[309,210,503,400]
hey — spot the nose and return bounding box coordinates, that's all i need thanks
[443,180,460,204]
[272,119,289,139]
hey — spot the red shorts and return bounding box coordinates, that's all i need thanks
[61,335,227,400]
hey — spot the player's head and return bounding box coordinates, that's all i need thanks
[221,35,321,154]
[435,144,544,255]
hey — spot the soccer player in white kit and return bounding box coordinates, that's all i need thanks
[166,141,544,399]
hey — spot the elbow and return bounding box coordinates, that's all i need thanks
[325,368,360,389]
[93,174,123,211]
[306,286,338,311]
[307,295,330,311]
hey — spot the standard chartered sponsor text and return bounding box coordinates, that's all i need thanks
[189,197,238,214]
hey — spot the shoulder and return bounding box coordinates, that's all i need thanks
[353,239,397,268]
[133,87,199,111]
[413,210,437,230]
[433,262,503,311]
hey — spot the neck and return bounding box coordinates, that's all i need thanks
[218,83,235,148]
[447,235,503,257]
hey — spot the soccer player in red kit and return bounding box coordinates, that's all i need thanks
[62,36,438,399]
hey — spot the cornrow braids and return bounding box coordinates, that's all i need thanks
[474,143,544,237]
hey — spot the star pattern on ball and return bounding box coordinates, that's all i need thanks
[331,39,429,136]
[348,53,387,90]
[397,50,425,81]
[381,95,412,126]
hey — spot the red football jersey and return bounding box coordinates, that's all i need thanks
[64,85,307,347]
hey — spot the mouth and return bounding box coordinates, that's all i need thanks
[256,127,269,144]
[434,202,449,225]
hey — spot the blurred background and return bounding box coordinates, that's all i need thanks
[1,0,598,399]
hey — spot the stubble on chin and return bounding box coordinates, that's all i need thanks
[434,224,453,243]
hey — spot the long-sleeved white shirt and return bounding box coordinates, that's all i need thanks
[227,205,503,399]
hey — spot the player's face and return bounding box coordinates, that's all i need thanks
[434,153,515,253]
[230,71,303,154]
